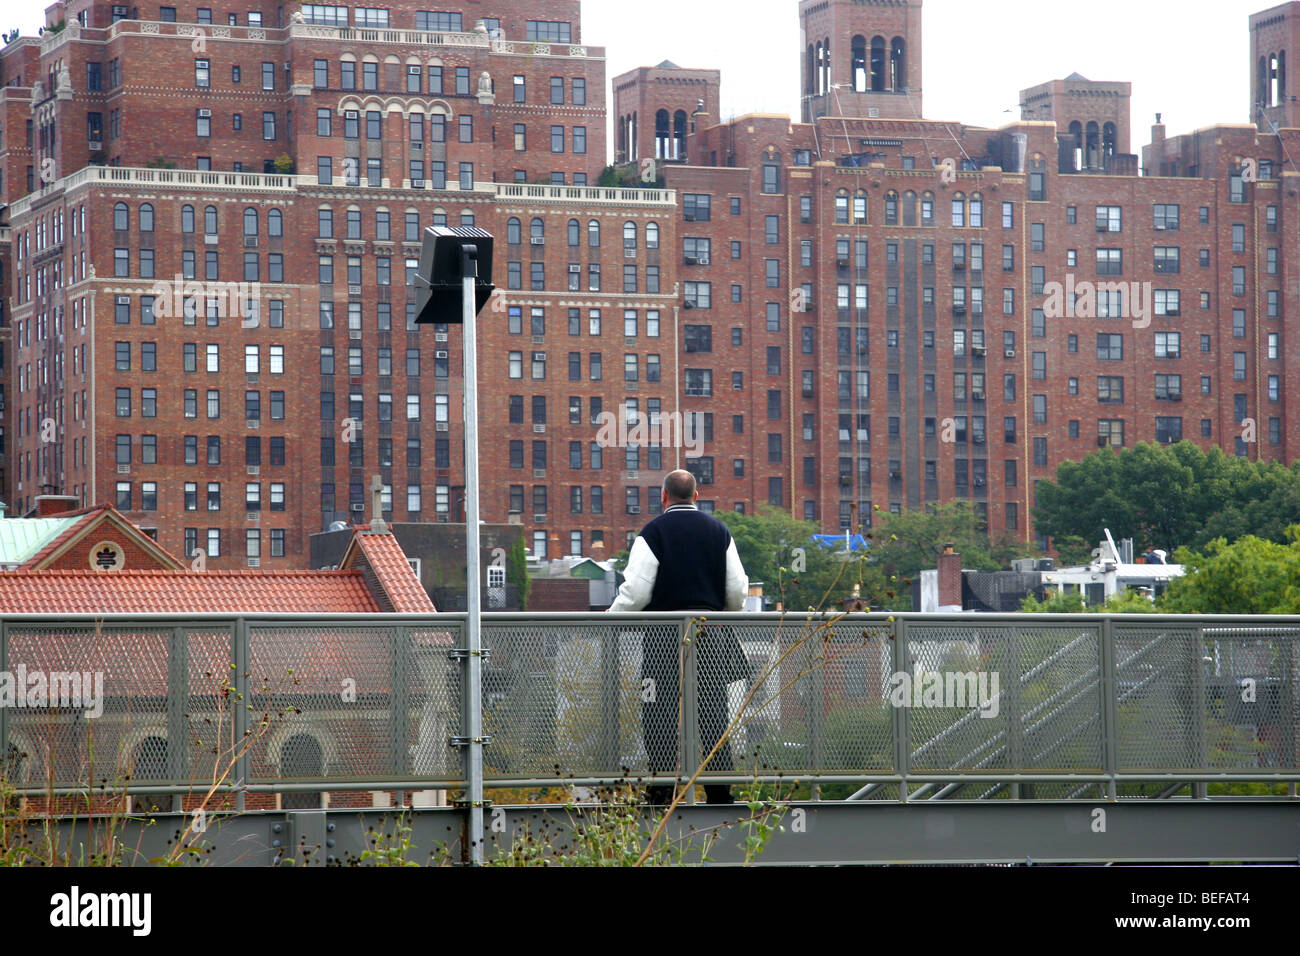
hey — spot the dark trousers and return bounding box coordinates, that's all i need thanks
[642,629,734,805]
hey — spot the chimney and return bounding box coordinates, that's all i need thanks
[36,494,80,517]
[937,544,963,610]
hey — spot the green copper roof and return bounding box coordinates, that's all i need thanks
[0,515,82,566]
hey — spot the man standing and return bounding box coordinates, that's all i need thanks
[608,469,750,805]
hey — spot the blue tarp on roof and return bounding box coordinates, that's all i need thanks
[810,533,870,552]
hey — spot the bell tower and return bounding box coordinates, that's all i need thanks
[1252,3,1300,131]
[800,0,924,122]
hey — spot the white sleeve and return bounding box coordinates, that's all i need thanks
[608,536,659,612]
[723,539,749,611]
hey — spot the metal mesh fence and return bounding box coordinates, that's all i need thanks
[1,615,1296,795]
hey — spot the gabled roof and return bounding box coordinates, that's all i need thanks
[0,570,382,614]
[338,530,437,612]
[15,504,185,570]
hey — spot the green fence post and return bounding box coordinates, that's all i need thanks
[233,618,249,813]
[168,625,189,812]
[1101,618,1119,801]
[894,616,909,803]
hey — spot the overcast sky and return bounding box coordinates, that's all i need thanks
[4,0,1274,154]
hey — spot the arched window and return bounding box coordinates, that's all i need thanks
[204,205,218,235]
[529,217,544,240]
[568,218,580,246]
[507,217,521,245]
[1085,121,1100,170]
[969,193,983,227]
[889,37,906,91]
[870,36,886,91]
[623,221,637,250]
[588,219,600,247]
[1259,54,1270,108]
[1068,121,1084,172]
[884,190,898,225]
[835,189,849,224]
[139,203,154,232]
[280,733,324,810]
[1102,123,1117,164]
[806,43,815,97]
[951,191,966,227]
[131,735,169,813]
[181,204,195,233]
[853,189,868,223]
[654,108,671,160]
[243,207,258,236]
[646,222,659,249]
[672,109,687,160]
[1279,51,1287,104]
[113,202,128,231]
[902,190,917,227]
[851,35,868,92]
[921,190,935,225]
[268,208,283,237]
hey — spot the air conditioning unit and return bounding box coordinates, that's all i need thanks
[1097,436,1108,447]
[351,502,365,512]
[889,470,902,480]
[533,469,546,478]
[1166,350,1180,359]
[198,108,212,118]
[836,256,850,267]
[436,422,449,431]
[627,506,641,515]
[1096,223,1109,232]
[1004,349,1016,359]
[684,255,700,265]
[435,332,448,342]
[624,248,637,258]
[530,237,545,245]
[952,305,966,315]
[88,140,102,150]
[697,256,710,265]
[971,346,986,357]
[973,478,986,487]
[1167,392,1182,402]
[349,329,362,340]
[247,466,260,476]
[973,435,986,444]
[971,389,985,400]
[116,464,130,474]
[1154,223,1166,230]
[247,558,260,567]
[838,474,853,485]
[244,236,258,248]
[348,285,362,296]
[569,263,581,273]
[204,234,220,244]
[246,419,260,429]
[1165,308,1180,317]
[533,424,546,433]
[435,350,449,359]
[682,300,696,310]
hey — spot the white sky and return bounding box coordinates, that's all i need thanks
[2,0,1274,152]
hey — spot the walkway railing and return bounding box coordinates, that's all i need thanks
[0,613,1296,802]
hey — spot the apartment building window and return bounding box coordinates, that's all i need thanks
[1097,334,1123,360]
[1154,331,1181,358]
[1154,246,1180,273]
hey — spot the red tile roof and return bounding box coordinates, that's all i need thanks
[339,530,438,613]
[0,570,382,614]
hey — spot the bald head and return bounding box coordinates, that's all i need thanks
[662,469,697,504]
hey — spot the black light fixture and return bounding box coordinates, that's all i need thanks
[413,226,495,324]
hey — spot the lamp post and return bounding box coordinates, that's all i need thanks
[414,226,494,864]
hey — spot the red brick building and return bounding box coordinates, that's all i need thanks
[1,0,1298,566]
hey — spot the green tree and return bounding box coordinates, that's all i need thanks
[507,535,530,610]
[716,508,888,610]
[1034,440,1300,554]
[1160,530,1300,614]
[869,501,1034,584]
